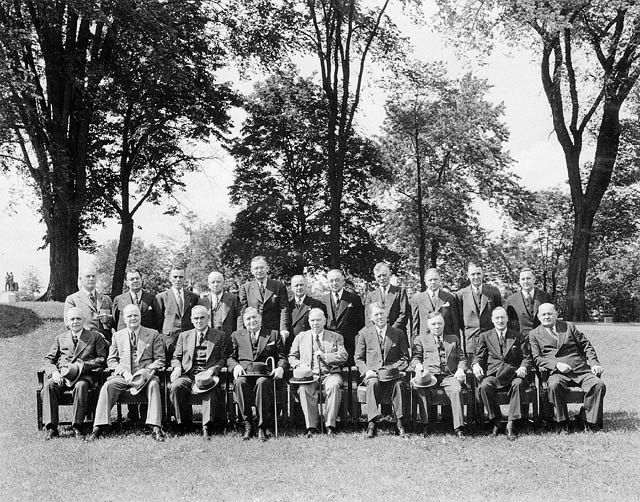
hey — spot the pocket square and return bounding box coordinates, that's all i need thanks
[442,302,450,307]
[267,341,275,346]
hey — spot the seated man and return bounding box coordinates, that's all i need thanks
[41,307,107,439]
[355,302,409,438]
[169,306,231,439]
[88,304,166,442]
[473,306,531,440]
[228,307,286,441]
[411,312,467,438]
[289,308,348,437]
[529,303,605,432]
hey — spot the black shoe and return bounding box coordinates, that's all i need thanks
[584,422,599,433]
[397,418,408,438]
[305,428,317,438]
[366,421,377,439]
[557,420,570,434]
[242,421,252,441]
[422,424,430,438]
[86,427,102,442]
[455,428,465,439]
[491,419,502,437]
[44,427,59,441]
[258,428,268,442]
[72,425,85,440]
[151,427,165,442]
[326,426,336,436]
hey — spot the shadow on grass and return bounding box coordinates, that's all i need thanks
[604,411,640,431]
[0,304,43,338]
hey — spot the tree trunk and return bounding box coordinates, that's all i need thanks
[327,135,343,269]
[416,161,426,291]
[429,240,439,269]
[111,214,135,297]
[41,205,80,301]
[565,214,593,320]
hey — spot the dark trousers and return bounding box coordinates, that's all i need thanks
[365,377,405,421]
[169,375,218,427]
[42,377,91,427]
[548,371,605,424]
[478,375,526,421]
[234,376,273,428]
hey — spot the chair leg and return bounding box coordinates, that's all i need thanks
[36,390,44,430]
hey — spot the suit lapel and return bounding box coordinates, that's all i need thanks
[167,290,181,318]
[263,280,274,303]
[488,330,501,357]
[480,286,489,313]
[434,293,444,312]
[555,323,567,348]
[73,329,88,360]
[336,294,349,320]
[136,330,147,363]
[204,328,215,359]
[504,333,516,357]
[256,328,269,357]
[80,291,97,313]
[383,330,394,361]
[293,301,309,324]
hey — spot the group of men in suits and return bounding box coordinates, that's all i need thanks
[43,259,605,441]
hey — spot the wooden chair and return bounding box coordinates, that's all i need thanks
[537,369,602,427]
[353,370,412,427]
[474,371,541,425]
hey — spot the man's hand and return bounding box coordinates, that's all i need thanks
[123,371,133,383]
[414,363,424,374]
[591,365,604,377]
[233,365,245,379]
[272,367,285,380]
[454,368,466,383]
[316,350,326,363]
[472,363,484,380]
[365,369,377,380]
[170,367,182,383]
[556,362,572,374]
[280,330,290,342]
[51,370,63,385]
[516,366,527,379]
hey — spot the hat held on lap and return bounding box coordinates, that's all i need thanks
[496,363,517,387]
[130,368,155,395]
[244,362,271,377]
[411,369,438,388]
[192,371,219,394]
[60,362,83,387]
[289,366,319,385]
[377,366,403,382]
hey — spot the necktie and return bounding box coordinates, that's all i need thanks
[72,334,78,347]
[251,331,258,346]
[333,293,340,305]
[436,336,443,350]
[90,291,96,308]
[259,282,265,298]
[177,290,184,315]
[380,288,386,306]
[130,331,137,347]
[198,332,205,346]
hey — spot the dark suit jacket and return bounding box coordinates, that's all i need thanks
[529,321,601,375]
[64,290,114,340]
[287,295,326,349]
[227,327,287,371]
[199,291,243,337]
[108,326,166,374]
[364,285,410,332]
[153,288,200,336]
[171,326,231,376]
[355,325,409,377]
[43,328,108,384]
[474,328,531,377]
[113,290,156,330]
[322,290,365,358]
[455,283,503,354]
[411,332,466,375]
[239,278,290,332]
[410,289,459,341]
[504,288,553,336]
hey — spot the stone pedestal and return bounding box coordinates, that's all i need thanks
[0,291,18,304]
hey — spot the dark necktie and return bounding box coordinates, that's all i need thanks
[525,292,534,312]
[251,331,258,347]
[72,334,78,347]
[90,291,97,308]
[259,282,265,298]
[380,288,386,307]
[130,331,137,347]
[198,332,205,346]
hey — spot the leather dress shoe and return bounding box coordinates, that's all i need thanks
[584,422,599,433]
[44,428,59,441]
[455,429,465,439]
[86,427,102,442]
[326,426,336,436]
[557,420,570,434]
[242,421,252,441]
[305,428,317,438]
[396,418,408,437]
[72,426,85,440]
[366,421,377,439]
[258,428,268,442]
[151,427,165,442]
[491,420,502,437]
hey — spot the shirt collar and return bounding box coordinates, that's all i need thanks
[82,288,96,297]
[376,326,387,338]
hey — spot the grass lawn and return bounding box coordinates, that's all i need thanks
[1,303,639,501]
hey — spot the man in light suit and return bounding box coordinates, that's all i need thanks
[289,308,348,436]
[473,307,532,440]
[412,312,467,438]
[64,267,113,342]
[153,267,200,360]
[529,303,605,432]
[364,262,410,337]
[41,307,108,440]
[169,306,231,438]
[229,307,287,441]
[355,302,409,438]
[322,269,365,364]
[411,268,459,343]
[287,275,326,354]
[88,304,166,441]
[198,271,242,337]
[238,256,290,345]
[455,263,502,361]
[504,267,553,337]
[112,269,156,331]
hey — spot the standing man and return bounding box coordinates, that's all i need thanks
[199,271,243,337]
[64,267,113,342]
[289,308,348,436]
[505,267,553,337]
[288,275,326,354]
[88,304,166,441]
[41,307,107,439]
[411,312,467,438]
[364,262,410,336]
[529,303,605,432]
[112,269,156,330]
[411,268,459,343]
[239,256,290,346]
[153,267,200,360]
[228,307,286,441]
[322,269,365,363]
[169,306,231,439]
[456,263,502,360]
[473,307,532,440]
[355,302,409,438]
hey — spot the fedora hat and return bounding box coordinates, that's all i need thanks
[191,371,220,394]
[377,366,403,382]
[130,368,155,395]
[289,366,319,385]
[60,362,83,387]
[411,369,438,388]
[496,363,517,387]
[244,362,271,377]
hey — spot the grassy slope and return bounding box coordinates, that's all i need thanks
[0,303,638,501]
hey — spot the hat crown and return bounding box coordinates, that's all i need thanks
[293,367,313,380]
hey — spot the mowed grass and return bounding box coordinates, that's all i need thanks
[1,303,639,501]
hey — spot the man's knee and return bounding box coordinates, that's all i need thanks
[547,374,564,392]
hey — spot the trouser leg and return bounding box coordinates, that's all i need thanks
[71,378,90,426]
[441,376,464,431]
[42,377,62,427]
[323,374,343,428]
[478,376,500,421]
[297,382,319,429]
[145,378,162,427]
[507,377,526,420]
[254,377,273,428]
[169,375,193,424]
[365,377,380,421]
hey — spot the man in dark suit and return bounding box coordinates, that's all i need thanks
[355,302,409,438]
[169,306,231,439]
[153,267,200,360]
[411,268,459,343]
[364,262,410,336]
[64,267,113,342]
[41,307,108,440]
[322,269,365,364]
[112,269,155,330]
[228,307,287,441]
[529,303,605,432]
[238,256,290,346]
[411,311,467,438]
[199,271,242,337]
[504,267,553,337]
[473,306,532,440]
[455,263,502,361]
[287,275,326,354]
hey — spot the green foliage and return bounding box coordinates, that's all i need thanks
[19,266,43,300]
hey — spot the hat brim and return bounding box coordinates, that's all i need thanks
[289,375,319,385]
[191,376,220,394]
[62,362,83,387]
[411,376,439,388]
[244,372,272,378]
[129,369,155,395]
